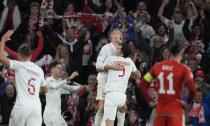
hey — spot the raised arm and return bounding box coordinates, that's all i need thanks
[167,21,175,46]
[189,1,198,22]
[0,30,14,68]
[158,3,167,23]
[4,46,18,60]
[135,30,151,55]
[31,31,44,62]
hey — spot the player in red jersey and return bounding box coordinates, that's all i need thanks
[138,43,196,126]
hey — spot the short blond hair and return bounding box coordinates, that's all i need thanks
[108,28,120,41]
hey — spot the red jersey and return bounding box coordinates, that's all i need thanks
[143,59,195,115]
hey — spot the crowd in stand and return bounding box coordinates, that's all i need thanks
[0,0,210,126]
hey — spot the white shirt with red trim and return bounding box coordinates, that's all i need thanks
[104,56,137,93]
[9,60,46,108]
[96,43,116,83]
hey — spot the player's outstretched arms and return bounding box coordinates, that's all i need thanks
[104,64,123,71]
[0,30,14,68]
[40,86,48,94]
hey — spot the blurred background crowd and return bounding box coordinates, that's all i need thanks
[0,0,210,125]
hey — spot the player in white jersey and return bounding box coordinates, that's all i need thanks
[44,60,83,126]
[0,30,48,126]
[101,43,141,126]
[95,29,123,126]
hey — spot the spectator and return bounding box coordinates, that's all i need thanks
[4,1,40,51]
[194,70,210,96]
[0,84,16,125]
[189,89,210,126]
[134,11,155,45]
[0,0,21,35]
[125,111,139,126]
[55,44,70,75]
[187,57,198,73]
[158,0,198,43]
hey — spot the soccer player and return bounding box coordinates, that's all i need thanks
[0,30,48,126]
[138,43,197,126]
[95,28,123,126]
[101,43,141,126]
[43,60,83,126]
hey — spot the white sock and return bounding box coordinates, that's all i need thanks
[95,112,103,126]
[117,111,125,126]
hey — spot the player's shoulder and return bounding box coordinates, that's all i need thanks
[152,60,165,69]
[46,76,53,81]
[30,62,44,74]
[177,62,191,71]
[101,43,112,50]
[107,55,117,60]
[125,57,134,63]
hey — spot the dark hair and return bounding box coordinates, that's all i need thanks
[157,23,168,34]
[48,60,61,71]
[18,45,31,58]
[170,43,185,56]
[121,43,131,58]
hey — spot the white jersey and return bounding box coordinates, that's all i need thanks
[44,76,80,116]
[9,60,46,108]
[104,56,137,93]
[96,43,116,83]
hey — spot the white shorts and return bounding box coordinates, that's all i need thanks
[44,114,67,126]
[9,106,42,126]
[96,82,106,100]
[103,92,126,120]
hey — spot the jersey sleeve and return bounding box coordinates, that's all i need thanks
[183,66,196,104]
[104,56,112,66]
[62,84,81,92]
[9,60,24,71]
[183,67,194,83]
[96,46,108,70]
[130,59,137,72]
[40,76,47,87]
[46,77,67,89]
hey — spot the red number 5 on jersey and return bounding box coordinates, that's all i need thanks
[28,78,36,95]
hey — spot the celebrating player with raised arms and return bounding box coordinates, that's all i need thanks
[0,30,48,126]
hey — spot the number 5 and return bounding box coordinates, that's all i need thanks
[28,78,36,95]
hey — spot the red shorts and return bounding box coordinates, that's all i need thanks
[154,115,185,126]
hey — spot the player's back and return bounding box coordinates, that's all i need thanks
[105,56,136,93]
[151,59,193,115]
[10,60,45,108]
